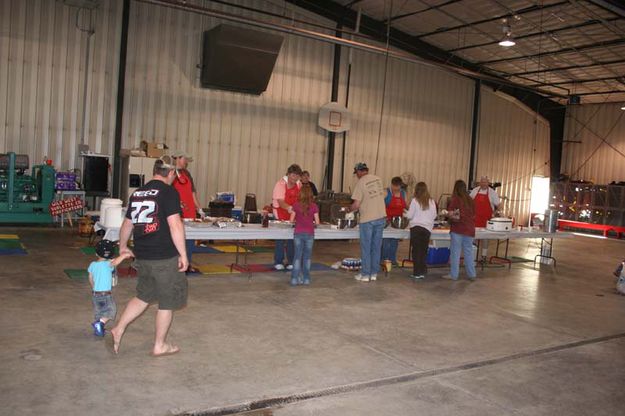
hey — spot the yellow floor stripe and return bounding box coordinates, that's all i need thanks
[0,234,19,240]
[196,264,240,275]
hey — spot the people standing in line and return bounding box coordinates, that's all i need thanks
[301,170,318,197]
[272,164,303,271]
[289,185,320,286]
[381,176,408,266]
[171,150,205,275]
[112,157,188,357]
[470,176,500,261]
[405,182,437,280]
[444,179,477,281]
[349,162,386,283]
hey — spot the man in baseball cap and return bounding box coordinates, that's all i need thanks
[170,150,204,274]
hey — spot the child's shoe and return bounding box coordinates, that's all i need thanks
[302,278,311,285]
[92,320,105,337]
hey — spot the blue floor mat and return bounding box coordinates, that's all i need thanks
[0,248,27,255]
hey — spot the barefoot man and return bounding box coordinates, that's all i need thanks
[111,157,189,357]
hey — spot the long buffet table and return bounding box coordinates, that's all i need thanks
[101,222,571,271]
[102,222,569,242]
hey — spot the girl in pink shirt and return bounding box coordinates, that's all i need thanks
[289,185,320,286]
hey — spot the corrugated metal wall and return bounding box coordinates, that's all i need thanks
[0,0,122,169]
[337,48,475,201]
[1,0,554,220]
[477,87,550,224]
[561,102,625,184]
[122,0,336,207]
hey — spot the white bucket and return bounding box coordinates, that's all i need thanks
[104,207,123,228]
[100,198,123,228]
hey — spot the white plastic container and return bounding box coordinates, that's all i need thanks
[100,198,123,228]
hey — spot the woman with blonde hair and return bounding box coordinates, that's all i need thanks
[445,180,477,281]
[405,182,437,279]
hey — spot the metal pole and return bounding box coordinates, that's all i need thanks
[112,0,131,198]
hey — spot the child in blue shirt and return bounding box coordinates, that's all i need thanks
[88,240,131,337]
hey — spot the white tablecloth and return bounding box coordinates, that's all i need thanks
[101,222,571,242]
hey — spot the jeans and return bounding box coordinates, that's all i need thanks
[292,233,314,282]
[359,218,385,276]
[185,239,195,264]
[450,232,476,279]
[92,293,117,321]
[410,226,430,276]
[274,239,294,265]
[381,238,399,264]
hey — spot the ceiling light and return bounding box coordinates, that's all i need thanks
[499,33,516,47]
[499,20,516,47]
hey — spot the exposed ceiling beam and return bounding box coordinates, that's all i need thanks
[568,89,625,96]
[415,1,568,39]
[448,18,619,52]
[477,37,625,65]
[588,0,625,18]
[346,0,365,7]
[388,0,461,22]
[525,75,625,87]
[511,58,625,76]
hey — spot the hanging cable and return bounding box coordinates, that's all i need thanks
[373,0,392,174]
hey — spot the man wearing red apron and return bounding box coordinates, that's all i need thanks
[470,176,500,260]
[272,164,303,271]
[171,150,205,274]
[382,176,407,265]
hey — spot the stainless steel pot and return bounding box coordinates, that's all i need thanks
[335,218,358,229]
[242,212,262,224]
[389,216,409,229]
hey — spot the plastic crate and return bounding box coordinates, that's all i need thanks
[426,247,450,265]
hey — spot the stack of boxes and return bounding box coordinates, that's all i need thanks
[55,172,78,191]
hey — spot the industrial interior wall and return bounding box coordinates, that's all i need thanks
[476,87,550,225]
[0,0,122,169]
[561,102,625,184]
[122,0,335,207]
[337,48,475,202]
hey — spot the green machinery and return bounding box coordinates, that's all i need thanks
[0,152,55,223]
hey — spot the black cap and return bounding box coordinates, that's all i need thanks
[95,239,116,259]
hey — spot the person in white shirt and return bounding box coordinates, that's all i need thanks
[405,182,438,279]
[470,176,500,260]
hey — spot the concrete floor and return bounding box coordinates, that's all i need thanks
[0,227,624,416]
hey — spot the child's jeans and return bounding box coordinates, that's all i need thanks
[92,292,116,321]
[292,233,314,282]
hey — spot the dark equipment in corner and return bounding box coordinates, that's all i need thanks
[201,24,283,95]
[0,152,55,223]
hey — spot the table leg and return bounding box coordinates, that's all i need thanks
[489,239,512,269]
[534,238,556,269]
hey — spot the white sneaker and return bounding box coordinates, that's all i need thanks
[354,273,370,282]
[411,275,425,280]
[286,265,294,271]
[370,274,377,281]
[274,264,285,271]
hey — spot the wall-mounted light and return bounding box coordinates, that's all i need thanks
[499,19,516,47]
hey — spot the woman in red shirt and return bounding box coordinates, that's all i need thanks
[381,177,407,265]
[444,180,477,281]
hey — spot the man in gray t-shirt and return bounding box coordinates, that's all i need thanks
[349,162,386,283]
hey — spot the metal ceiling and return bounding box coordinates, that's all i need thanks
[327,0,625,104]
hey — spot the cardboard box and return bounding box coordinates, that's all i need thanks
[141,141,168,158]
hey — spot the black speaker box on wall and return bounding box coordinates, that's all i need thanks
[83,156,109,195]
[201,24,284,95]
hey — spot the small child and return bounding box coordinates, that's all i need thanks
[289,185,320,286]
[88,239,130,337]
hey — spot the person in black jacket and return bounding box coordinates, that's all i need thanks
[301,171,318,197]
